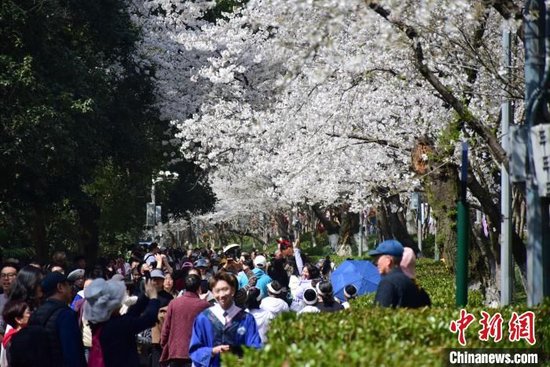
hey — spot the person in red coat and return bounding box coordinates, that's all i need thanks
[160,274,210,367]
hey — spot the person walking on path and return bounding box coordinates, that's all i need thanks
[84,276,160,367]
[160,274,210,367]
[189,272,261,367]
[28,271,86,367]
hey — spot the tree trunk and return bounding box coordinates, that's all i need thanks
[376,193,419,253]
[77,201,100,267]
[31,206,49,263]
[274,212,290,239]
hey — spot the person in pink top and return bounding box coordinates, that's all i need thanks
[160,274,210,367]
[400,247,417,279]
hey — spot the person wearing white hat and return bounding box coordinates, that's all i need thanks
[252,256,272,300]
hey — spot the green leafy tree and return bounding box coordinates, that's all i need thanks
[0,0,167,263]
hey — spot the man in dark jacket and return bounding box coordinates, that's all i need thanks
[369,240,431,308]
[160,274,210,367]
[29,271,87,367]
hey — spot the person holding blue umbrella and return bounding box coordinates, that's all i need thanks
[368,240,431,308]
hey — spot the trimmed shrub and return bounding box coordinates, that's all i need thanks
[223,259,548,366]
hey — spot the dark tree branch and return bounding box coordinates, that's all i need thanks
[366,1,508,169]
[325,132,401,149]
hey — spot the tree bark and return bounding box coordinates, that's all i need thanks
[376,193,419,253]
[31,206,49,263]
[77,201,100,267]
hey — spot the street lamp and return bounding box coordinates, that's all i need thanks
[146,171,179,241]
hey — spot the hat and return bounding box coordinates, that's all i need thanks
[303,288,318,305]
[223,243,240,254]
[111,274,125,282]
[368,239,404,257]
[194,259,209,269]
[150,269,165,279]
[67,268,85,282]
[344,284,358,299]
[253,255,266,268]
[159,245,167,251]
[400,247,416,279]
[83,278,126,323]
[277,239,292,250]
[42,272,68,296]
[267,282,282,295]
[182,261,194,268]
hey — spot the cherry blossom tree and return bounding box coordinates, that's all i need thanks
[132,0,527,301]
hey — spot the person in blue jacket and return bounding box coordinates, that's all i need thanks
[251,256,271,299]
[189,271,262,367]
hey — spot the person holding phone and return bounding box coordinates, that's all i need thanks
[189,272,261,367]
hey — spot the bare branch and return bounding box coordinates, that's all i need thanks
[365,1,508,168]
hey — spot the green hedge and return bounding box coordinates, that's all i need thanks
[223,260,549,366]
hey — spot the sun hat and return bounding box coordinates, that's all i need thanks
[83,278,126,323]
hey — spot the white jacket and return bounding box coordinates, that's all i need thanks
[260,296,289,317]
[248,308,274,343]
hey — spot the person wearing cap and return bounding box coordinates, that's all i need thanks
[259,281,289,317]
[149,269,174,367]
[67,269,86,310]
[160,274,210,366]
[189,272,261,367]
[342,284,358,309]
[289,263,321,312]
[315,281,344,313]
[251,256,272,300]
[369,240,431,308]
[28,271,86,367]
[297,288,321,314]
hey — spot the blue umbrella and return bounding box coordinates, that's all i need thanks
[331,260,381,302]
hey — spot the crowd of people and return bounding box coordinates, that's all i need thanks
[0,238,430,367]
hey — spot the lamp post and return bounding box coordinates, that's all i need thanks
[147,171,178,241]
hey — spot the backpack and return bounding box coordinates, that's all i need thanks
[7,304,64,367]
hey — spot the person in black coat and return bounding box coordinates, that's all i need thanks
[369,240,431,308]
[84,277,160,367]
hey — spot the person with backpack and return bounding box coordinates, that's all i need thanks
[10,271,86,367]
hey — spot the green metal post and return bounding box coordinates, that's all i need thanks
[456,201,469,307]
[456,142,469,307]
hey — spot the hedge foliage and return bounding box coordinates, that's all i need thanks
[224,260,549,366]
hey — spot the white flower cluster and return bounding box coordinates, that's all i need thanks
[131,0,520,222]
